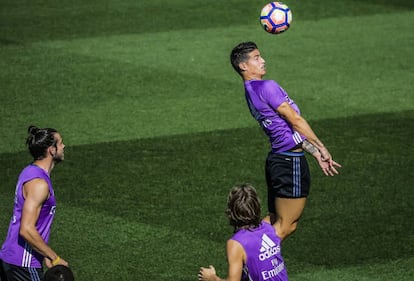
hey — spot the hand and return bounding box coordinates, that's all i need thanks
[198,265,217,281]
[317,155,341,176]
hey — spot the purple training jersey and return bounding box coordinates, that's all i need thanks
[244,79,305,153]
[231,222,288,281]
[0,164,56,268]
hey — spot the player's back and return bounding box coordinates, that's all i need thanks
[231,222,288,281]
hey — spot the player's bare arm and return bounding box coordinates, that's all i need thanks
[276,102,341,171]
[302,139,319,154]
[276,102,326,150]
[20,178,68,267]
[276,102,334,161]
[225,239,245,281]
[198,240,245,281]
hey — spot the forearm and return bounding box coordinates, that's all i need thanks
[302,140,321,157]
[292,117,326,151]
[20,227,58,262]
[277,102,339,171]
[290,116,335,163]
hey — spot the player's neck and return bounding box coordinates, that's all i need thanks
[243,72,263,81]
[244,75,263,81]
[33,159,55,175]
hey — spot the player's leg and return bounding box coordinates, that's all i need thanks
[265,152,311,240]
[273,197,307,240]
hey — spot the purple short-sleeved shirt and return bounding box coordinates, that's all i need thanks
[0,164,56,268]
[231,222,288,281]
[244,79,305,153]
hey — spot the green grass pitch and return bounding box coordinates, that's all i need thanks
[0,0,413,280]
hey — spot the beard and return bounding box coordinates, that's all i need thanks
[53,153,64,164]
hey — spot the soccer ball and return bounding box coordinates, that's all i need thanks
[260,2,292,34]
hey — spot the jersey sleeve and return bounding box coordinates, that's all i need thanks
[261,80,287,110]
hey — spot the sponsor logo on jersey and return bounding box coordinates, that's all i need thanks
[259,234,280,261]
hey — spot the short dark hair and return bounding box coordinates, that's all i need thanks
[44,265,74,281]
[26,125,58,160]
[230,41,258,76]
[226,183,261,232]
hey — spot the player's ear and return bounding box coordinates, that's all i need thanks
[239,62,248,72]
[48,146,56,157]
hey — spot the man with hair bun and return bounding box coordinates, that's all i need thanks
[0,125,69,281]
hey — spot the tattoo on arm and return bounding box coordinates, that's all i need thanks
[302,140,319,155]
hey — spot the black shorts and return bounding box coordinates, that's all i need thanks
[265,151,311,211]
[0,260,43,281]
[0,260,7,281]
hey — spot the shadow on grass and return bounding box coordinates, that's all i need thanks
[0,38,21,46]
[0,110,412,272]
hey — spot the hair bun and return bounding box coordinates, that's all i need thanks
[28,125,39,135]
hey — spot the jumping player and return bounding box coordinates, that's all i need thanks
[230,42,341,240]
